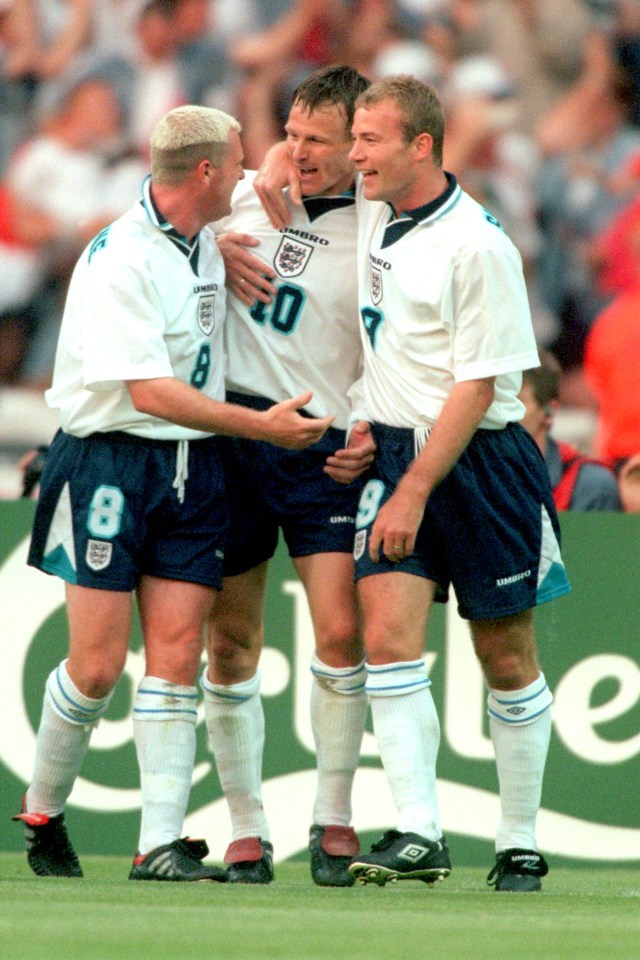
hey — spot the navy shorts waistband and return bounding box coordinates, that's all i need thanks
[61,429,216,449]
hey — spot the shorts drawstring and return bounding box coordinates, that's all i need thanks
[173,440,189,502]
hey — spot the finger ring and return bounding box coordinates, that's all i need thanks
[239,278,245,286]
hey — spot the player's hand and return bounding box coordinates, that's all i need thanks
[254,142,301,230]
[260,392,334,449]
[324,421,376,484]
[218,232,277,305]
[368,483,425,563]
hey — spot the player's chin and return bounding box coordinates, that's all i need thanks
[360,174,380,198]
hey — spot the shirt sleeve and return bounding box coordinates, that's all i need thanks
[450,242,540,382]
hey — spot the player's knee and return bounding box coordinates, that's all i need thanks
[362,628,417,666]
[206,620,262,683]
[315,615,361,665]
[145,629,204,686]
[66,656,122,700]
[207,609,262,653]
[476,645,540,689]
[46,661,114,725]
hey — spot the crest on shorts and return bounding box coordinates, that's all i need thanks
[197,294,216,335]
[86,539,112,572]
[274,236,313,278]
[370,266,383,305]
[353,529,367,562]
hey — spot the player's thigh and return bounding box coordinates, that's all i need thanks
[357,571,436,665]
[65,582,133,697]
[469,608,539,689]
[136,575,216,685]
[293,551,361,666]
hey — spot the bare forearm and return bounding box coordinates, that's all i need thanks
[126,377,333,449]
[400,378,495,501]
[128,377,256,436]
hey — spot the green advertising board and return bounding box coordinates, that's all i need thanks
[1,501,638,867]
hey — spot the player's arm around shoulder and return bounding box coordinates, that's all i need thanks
[127,378,334,449]
[253,141,301,229]
[216,230,277,306]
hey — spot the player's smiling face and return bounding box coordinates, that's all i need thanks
[285,101,355,197]
[350,99,424,212]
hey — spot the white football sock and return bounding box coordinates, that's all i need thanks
[366,660,441,840]
[310,656,367,827]
[133,676,198,855]
[26,660,112,816]
[488,673,553,851]
[201,670,269,841]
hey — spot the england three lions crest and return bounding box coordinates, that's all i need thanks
[86,539,112,572]
[370,266,383,305]
[275,236,313,278]
[197,294,216,335]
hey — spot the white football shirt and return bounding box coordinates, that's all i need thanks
[355,174,540,429]
[46,177,226,440]
[216,172,362,429]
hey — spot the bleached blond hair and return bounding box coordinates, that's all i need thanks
[150,105,241,185]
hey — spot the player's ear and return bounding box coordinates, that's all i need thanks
[197,158,213,186]
[414,132,433,161]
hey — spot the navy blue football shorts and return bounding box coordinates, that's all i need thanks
[353,420,571,621]
[28,429,228,591]
[221,392,363,577]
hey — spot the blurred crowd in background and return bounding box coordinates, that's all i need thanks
[1,0,640,505]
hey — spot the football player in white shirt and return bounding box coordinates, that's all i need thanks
[15,105,332,883]
[342,76,571,891]
[201,65,375,886]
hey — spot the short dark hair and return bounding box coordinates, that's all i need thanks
[291,64,371,134]
[356,75,445,164]
[521,350,561,407]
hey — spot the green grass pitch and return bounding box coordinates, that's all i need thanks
[1,855,639,960]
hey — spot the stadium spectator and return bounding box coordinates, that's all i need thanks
[422,0,592,136]
[519,351,622,511]
[203,65,374,887]
[2,0,94,117]
[583,281,640,467]
[87,0,238,162]
[439,55,555,341]
[0,183,47,382]
[583,152,640,299]
[617,452,640,512]
[535,26,640,380]
[0,0,34,176]
[228,0,351,167]
[2,74,147,386]
[12,102,332,882]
